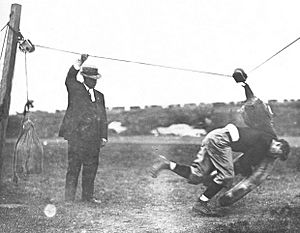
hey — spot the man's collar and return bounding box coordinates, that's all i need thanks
[83,82,91,91]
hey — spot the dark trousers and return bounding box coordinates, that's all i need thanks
[65,139,100,201]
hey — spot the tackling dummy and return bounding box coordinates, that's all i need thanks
[12,100,43,183]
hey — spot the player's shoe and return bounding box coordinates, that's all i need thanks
[150,155,170,178]
[192,199,221,217]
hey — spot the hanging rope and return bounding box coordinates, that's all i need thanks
[23,53,34,115]
[250,36,300,72]
[35,44,232,77]
[0,22,9,32]
[24,53,29,103]
[21,50,34,115]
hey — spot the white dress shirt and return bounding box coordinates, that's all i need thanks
[83,83,95,102]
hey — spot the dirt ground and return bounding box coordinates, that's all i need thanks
[1,138,300,233]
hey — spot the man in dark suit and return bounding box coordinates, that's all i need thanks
[59,54,108,204]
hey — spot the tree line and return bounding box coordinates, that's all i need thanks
[6,101,300,138]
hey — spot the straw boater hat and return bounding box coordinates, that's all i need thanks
[80,65,101,79]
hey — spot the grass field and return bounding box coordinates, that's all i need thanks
[1,137,300,232]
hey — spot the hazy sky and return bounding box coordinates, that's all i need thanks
[1,0,300,113]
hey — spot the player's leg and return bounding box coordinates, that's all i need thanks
[192,129,233,216]
[192,181,224,216]
[150,155,191,179]
[151,146,215,184]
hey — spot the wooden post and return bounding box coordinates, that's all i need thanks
[0,4,21,182]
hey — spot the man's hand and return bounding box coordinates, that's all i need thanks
[78,54,89,66]
[73,54,89,70]
[79,54,89,66]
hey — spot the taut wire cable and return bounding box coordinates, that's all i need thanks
[35,44,232,77]
[3,20,300,77]
[250,36,300,72]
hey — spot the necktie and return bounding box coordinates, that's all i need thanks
[88,89,95,102]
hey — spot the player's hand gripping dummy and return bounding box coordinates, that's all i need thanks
[217,68,287,206]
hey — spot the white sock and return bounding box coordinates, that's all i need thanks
[169,161,176,170]
[199,195,209,202]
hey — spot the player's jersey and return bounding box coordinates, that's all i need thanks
[239,83,277,137]
[240,97,277,137]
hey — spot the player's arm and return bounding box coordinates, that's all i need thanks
[232,68,255,100]
[242,83,255,100]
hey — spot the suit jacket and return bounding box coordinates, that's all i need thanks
[59,66,108,143]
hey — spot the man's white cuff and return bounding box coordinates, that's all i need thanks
[73,60,82,70]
